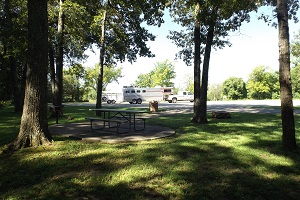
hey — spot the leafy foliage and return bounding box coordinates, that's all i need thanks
[207,83,223,101]
[167,0,257,66]
[247,66,279,99]
[90,0,166,65]
[63,64,86,101]
[84,64,123,98]
[134,60,176,87]
[291,29,300,66]
[291,30,300,98]
[168,0,259,123]
[48,0,95,64]
[222,77,247,100]
[291,64,300,98]
[259,0,299,27]
[0,0,27,101]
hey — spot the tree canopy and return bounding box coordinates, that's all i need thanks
[93,0,167,111]
[90,0,166,65]
[222,77,247,100]
[247,66,279,99]
[168,0,259,123]
[85,64,123,92]
[134,60,176,87]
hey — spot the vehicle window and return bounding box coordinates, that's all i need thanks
[125,90,129,93]
[142,90,146,93]
[188,92,193,95]
[137,90,140,93]
[183,92,186,95]
[131,90,135,93]
[164,89,172,92]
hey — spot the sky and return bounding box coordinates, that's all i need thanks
[83,6,300,92]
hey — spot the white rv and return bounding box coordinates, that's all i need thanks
[122,86,174,104]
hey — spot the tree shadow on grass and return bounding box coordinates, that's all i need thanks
[1,112,300,199]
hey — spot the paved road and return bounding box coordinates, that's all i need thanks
[65,100,300,115]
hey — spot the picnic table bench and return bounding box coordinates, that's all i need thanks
[85,117,129,133]
[87,109,147,134]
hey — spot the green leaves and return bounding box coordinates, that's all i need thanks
[84,63,123,92]
[167,1,258,67]
[90,0,167,64]
[134,60,176,87]
[222,77,247,100]
[291,30,300,98]
[247,66,279,99]
[291,64,300,98]
[291,29,300,65]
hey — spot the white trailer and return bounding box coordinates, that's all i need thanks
[102,91,123,104]
[122,86,174,104]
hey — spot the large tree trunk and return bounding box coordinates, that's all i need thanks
[277,0,297,151]
[9,0,51,150]
[96,10,107,116]
[199,23,215,124]
[191,18,202,123]
[54,0,64,108]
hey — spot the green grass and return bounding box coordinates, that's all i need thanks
[1,104,300,199]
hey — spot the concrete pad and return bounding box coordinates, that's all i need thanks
[49,122,175,143]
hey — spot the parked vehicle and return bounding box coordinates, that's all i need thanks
[102,91,122,104]
[166,91,194,103]
[122,86,174,104]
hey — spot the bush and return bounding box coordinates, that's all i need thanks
[222,77,247,100]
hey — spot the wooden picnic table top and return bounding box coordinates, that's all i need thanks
[89,108,148,114]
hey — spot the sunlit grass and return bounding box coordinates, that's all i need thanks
[0,104,300,199]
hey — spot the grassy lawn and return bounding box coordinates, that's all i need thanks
[1,104,300,199]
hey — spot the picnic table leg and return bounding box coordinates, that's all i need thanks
[90,119,93,130]
[134,118,145,131]
[133,114,136,130]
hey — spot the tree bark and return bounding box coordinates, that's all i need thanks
[191,17,202,123]
[96,10,107,116]
[9,0,51,150]
[9,56,23,112]
[277,0,297,151]
[54,0,64,109]
[49,44,56,104]
[199,23,215,124]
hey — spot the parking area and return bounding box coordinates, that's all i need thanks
[68,100,300,115]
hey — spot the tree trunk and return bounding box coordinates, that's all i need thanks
[277,0,297,151]
[2,0,13,101]
[9,0,51,150]
[191,18,202,123]
[9,56,23,112]
[49,44,56,104]
[54,0,64,109]
[96,10,107,116]
[199,23,215,124]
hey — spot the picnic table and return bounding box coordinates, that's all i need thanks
[87,108,148,133]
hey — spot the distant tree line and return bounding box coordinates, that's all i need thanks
[207,63,299,101]
[207,29,300,101]
[216,65,279,100]
[46,63,123,102]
